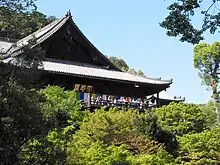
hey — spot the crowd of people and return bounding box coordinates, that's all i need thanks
[89,95,156,109]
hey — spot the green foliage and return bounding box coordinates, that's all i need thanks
[9,45,46,88]
[127,68,138,75]
[108,56,129,71]
[134,112,178,156]
[70,109,137,146]
[108,56,146,78]
[0,0,37,12]
[193,42,220,123]
[0,81,47,164]
[1,38,47,91]
[3,83,217,165]
[19,86,84,165]
[161,0,220,44]
[67,109,175,164]
[193,42,220,100]
[156,102,207,136]
[0,2,51,163]
[177,127,220,164]
[39,86,84,147]
[20,130,67,165]
[68,141,131,165]
[3,1,220,164]
[200,102,217,128]
[128,149,175,165]
[137,69,145,77]
[0,10,51,39]
[40,86,83,128]
[0,1,56,39]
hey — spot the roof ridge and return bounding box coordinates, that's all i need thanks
[3,15,70,58]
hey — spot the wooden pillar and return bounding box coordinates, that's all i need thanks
[87,93,91,107]
[156,92,160,108]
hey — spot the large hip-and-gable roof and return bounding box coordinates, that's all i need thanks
[0,11,173,94]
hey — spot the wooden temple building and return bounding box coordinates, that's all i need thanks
[0,11,184,110]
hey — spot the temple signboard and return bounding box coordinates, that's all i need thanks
[74,84,94,93]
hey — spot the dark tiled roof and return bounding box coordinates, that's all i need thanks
[1,12,173,86]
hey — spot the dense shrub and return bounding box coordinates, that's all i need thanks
[128,149,175,165]
[67,108,174,164]
[0,82,47,164]
[176,127,220,164]
[40,85,83,129]
[134,112,178,156]
[19,86,84,164]
[156,102,208,136]
[200,102,217,128]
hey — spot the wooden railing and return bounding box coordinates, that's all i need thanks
[81,99,156,110]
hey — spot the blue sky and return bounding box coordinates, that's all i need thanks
[37,0,220,104]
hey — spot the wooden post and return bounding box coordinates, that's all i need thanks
[156,92,160,108]
[87,92,91,107]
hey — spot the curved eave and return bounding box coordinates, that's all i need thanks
[150,95,185,102]
[2,57,172,87]
[159,98,185,102]
[42,60,172,85]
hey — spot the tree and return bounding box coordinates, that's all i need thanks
[199,102,217,128]
[68,141,131,165]
[0,1,53,163]
[156,102,207,136]
[134,112,178,156]
[0,82,47,164]
[161,0,220,44]
[19,86,84,165]
[0,41,49,164]
[194,42,220,123]
[127,68,138,75]
[39,86,83,129]
[128,149,175,165]
[0,0,56,39]
[108,56,129,71]
[0,0,37,11]
[176,127,220,164]
[108,56,147,78]
[67,108,174,164]
[137,69,146,77]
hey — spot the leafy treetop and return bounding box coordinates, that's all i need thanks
[156,102,208,136]
[0,0,56,39]
[0,0,37,12]
[161,0,220,44]
[193,42,220,100]
[108,56,146,77]
[108,56,130,72]
[177,127,220,164]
